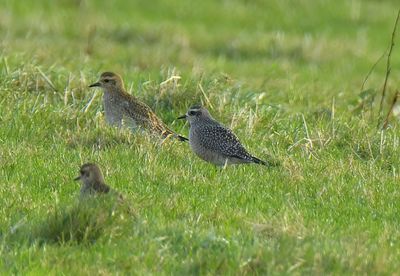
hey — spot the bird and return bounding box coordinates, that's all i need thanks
[89,72,188,141]
[73,163,133,215]
[74,163,114,197]
[178,105,268,166]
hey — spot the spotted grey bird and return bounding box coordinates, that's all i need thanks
[74,163,117,197]
[89,72,187,141]
[178,105,268,166]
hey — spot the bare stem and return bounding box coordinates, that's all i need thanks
[378,9,400,123]
[382,90,399,129]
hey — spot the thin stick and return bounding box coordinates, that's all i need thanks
[331,97,335,137]
[361,48,388,92]
[382,90,399,129]
[64,73,71,106]
[84,90,98,113]
[159,75,181,86]
[302,114,313,149]
[37,67,58,92]
[378,9,400,121]
[198,83,214,110]
[3,56,9,75]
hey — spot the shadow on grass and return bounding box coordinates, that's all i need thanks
[10,196,135,246]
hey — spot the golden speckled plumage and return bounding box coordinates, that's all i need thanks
[89,72,187,141]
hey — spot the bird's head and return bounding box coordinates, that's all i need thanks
[178,105,213,124]
[74,163,105,187]
[89,72,125,92]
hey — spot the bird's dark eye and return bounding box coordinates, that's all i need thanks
[104,79,110,83]
[189,111,197,116]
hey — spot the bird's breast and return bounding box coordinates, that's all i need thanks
[103,93,123,126]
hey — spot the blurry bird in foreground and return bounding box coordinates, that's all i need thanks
[74,163,135,215]
[74,163,119,198]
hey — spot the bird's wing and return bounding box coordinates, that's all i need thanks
[197,124,254,161]
[96,183,111,194]
[121,98,173,136]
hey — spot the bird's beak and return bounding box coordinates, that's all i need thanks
[74,175,81,181]
[89,82,101,88]
[177,114,187,120]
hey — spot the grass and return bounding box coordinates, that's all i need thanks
[1,0,400,274]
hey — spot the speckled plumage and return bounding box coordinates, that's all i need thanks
[74,163,111,197]
[89,72,188,141]
[180,105,268,166]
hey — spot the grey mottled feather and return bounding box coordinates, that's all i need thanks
[193,123,255,162]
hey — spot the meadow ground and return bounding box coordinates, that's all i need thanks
[1,0,400,274]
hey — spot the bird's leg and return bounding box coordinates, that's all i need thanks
[222,159,229,170]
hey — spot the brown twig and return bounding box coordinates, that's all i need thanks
[378,9,400,123]
[360,48,388,92]
[382,91,400,129]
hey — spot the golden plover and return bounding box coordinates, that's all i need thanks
[74,163,113,197]
[89,72,188,141]
[178,105,268,166]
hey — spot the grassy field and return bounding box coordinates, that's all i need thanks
[1,0,400,274]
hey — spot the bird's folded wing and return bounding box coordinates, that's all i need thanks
[198,125,253,160]
[122,100,173,136]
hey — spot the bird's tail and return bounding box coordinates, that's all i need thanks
[252,156,280,167]
[161,128,188,142]
[252,157,268,166]
[176,134,189,142]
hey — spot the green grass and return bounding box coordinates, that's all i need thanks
[1,0,400,274]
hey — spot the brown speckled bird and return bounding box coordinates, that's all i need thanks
[74,163,112,197]
[89,72,187,141]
